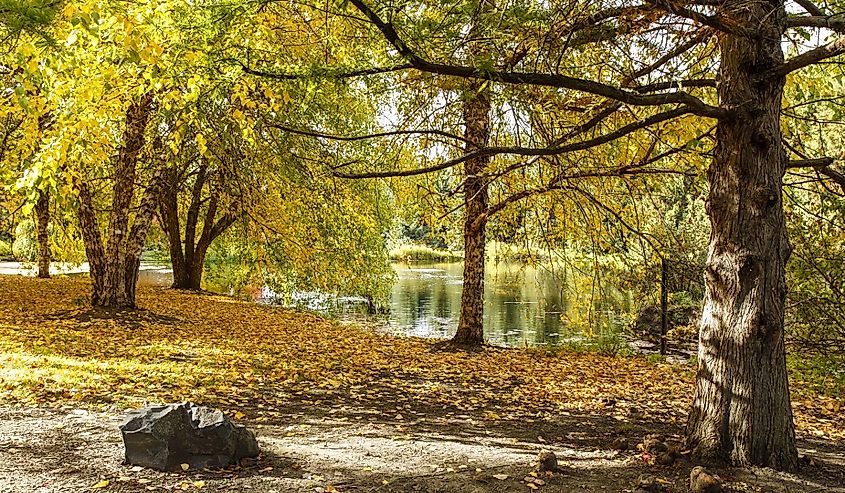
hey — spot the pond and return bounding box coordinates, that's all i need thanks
[132,260,633,347]
[284,262,633,346]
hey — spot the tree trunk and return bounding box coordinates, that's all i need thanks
[34,189,50,278]
[159,166,238,291]
[687,0,798,471]
[452,79,491,347]
[78,93,157,309]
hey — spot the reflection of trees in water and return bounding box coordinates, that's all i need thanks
[388,262,628,345]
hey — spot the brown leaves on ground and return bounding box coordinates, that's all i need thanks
[0,276,841,442]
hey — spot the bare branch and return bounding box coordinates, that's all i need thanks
[233,58,415,80]
[793,0,825,17]
[347,0,727,119]
[775,36,845,75]
[268,124,471,145]
[643,0,761,37]
[786,15,845,33]
[335,106,693,179]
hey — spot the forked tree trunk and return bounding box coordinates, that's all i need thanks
[34,189,50,278]
[77,93,162,308]
[159,164,238,291]
[687,0,798,471]
[452,79,491,347]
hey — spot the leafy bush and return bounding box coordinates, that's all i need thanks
[12,219,36,262]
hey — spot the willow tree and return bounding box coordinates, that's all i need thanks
[14,0,237,307]
[239,0,845,470]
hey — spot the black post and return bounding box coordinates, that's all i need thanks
[660,257,668,356]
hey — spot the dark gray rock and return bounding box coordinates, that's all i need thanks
[120,402,259,471]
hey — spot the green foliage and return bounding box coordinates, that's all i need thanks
[0,0,57,43]
[0,239,11,256]
[389,243,462,262]
[788,355,845,400]
[204,236,259,298]
[11,218,35,261]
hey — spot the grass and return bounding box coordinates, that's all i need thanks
[388,243,463,262]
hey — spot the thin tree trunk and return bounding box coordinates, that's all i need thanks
[34,189,50,278]
[77,182,106,304]
[159,169,187,288]
[452,78,491,347]
[687,0,798,471]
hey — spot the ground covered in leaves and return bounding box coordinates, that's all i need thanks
[0,276,843,492]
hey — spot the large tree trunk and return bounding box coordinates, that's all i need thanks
[34,189,50,278]
[687,0,798,471]
[452,79,491,347]
[78,93,159,308]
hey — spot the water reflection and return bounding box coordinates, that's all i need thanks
[383,262,628,345]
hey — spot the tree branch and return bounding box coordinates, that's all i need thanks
[786,15,845,33]
[234,58,415,80]
[775,36,845,75]
[269,124,471,145]
[792,0,825,17]
[335,106,692,179]
[347,0,727,119]
[644,0,761,37]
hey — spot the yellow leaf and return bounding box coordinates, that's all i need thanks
[180,463,190,471]
[193,480,206,488]
[92,479,109,488]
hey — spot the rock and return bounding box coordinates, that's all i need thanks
[689,466,721,493]
[656,449,680,466]
[536,450,558,472]
[611,437,630,451]
[120,402,259,471]
[633,474,668,492]
[642,436,669,454]
[633,304,700,339]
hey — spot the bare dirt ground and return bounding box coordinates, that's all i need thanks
[1,404,843,493]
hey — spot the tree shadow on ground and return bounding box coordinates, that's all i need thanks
[238,385,845,493]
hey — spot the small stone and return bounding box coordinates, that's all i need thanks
[611,437,630,451]
[690,466,722,493]
[536,451,558,472]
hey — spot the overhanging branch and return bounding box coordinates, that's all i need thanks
[347,0,726,119]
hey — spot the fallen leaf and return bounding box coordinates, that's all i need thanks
[493,474,509,480]
[92,479,109,488]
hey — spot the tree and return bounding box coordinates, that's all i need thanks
[76,93,162,307]
[157,99,244,291]
[238,0,845,469]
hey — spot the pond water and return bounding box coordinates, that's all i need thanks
[134,261,632,347]
[286,262,633,346]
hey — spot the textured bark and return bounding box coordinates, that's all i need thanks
[34,189,50,278]
[687,0,798,471]
[77,182,106,304]
[452,79,491,347]
[78,93,159,308]
[159,166,238,291]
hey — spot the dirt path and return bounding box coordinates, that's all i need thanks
[1,406,843,493]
